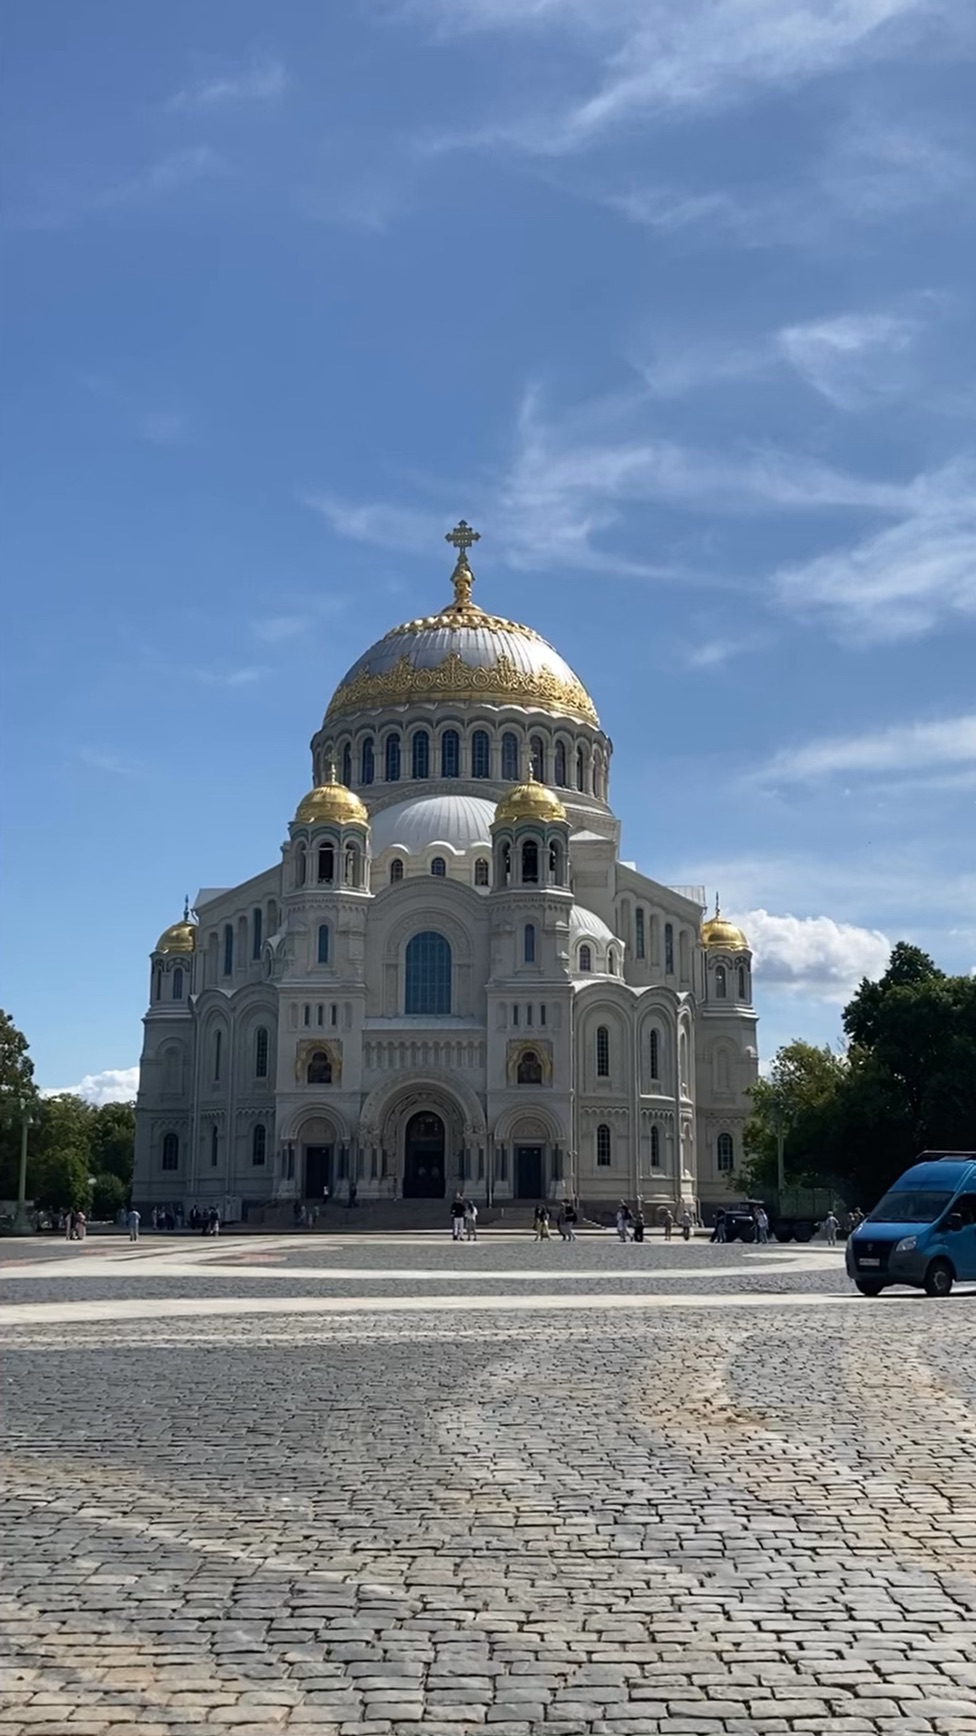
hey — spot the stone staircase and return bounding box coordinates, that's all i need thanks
[240,1199,550,1234]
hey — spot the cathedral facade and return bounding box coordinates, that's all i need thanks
[133,526,758,1218]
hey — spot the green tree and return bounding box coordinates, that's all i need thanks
[90,1171,128,1219]
[90,1102,135,1189]
[0,1010,39,1199]
[742,1041,846,1191]
[30,1094,96,1212]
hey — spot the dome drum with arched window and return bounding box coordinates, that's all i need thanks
[490,775,570,891]
[289,766,370,893]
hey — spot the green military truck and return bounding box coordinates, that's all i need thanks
[724,1186,843,1243]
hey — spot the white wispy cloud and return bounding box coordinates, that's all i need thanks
[250,614,310,644]
[77,747,144,778]
[776,310,923,408]
[168,58,287,112]
[755,713,976,783]
[303,494,448,555]
[738,908,892,1001]
[684,633,769,670]
[42,1067,140,1107]
[190,665,268,688]
[26,146,227,228]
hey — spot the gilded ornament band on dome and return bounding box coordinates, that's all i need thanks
[384,604,545,640]
[326,650,599,726]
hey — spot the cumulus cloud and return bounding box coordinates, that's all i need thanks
[739,909,891,1000]
[42,1067,139,1107]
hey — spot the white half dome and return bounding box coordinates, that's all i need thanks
[569,904,618,946]
[370,794,495,857]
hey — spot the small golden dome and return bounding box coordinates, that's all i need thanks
[156,917,196,955]
[494,773,567,827]
[294,764,369,828]
[701,898,748,952]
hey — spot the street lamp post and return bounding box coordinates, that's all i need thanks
[13,1101,37,1234]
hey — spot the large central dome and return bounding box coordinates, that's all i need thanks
[325,526,598,727]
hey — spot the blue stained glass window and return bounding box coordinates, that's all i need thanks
[717,1132,734,1172]
[361,738,375,785]
[405,931,452,1015]
[172,968,184,1000]
[472,730,490,778]
[441,729,460,778]
[412,730,429,779]
[385,733,401,781]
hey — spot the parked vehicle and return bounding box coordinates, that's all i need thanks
[846,1151,976,1297]
[722,1187,841,1243]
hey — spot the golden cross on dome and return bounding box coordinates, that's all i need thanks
[445,519,481,608]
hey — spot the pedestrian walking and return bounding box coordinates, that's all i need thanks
[75,1211,87,1241]
[560,1201,578,1241]
[824,1210,839,1247]
[711,1210,727,1244]
[127,1207,140,1242]
[678,1207,693,1242]
[464,1199,478,1241]
[208,1207,220,1237]
[533,1203,551,1240]
[450,1192,467,1240]
[615,1202,632,1242]
[633,1208,645,1243]
[754,1205,770,1244]
[348,1180,358,1209]
[661,1208,674,1241]
[64,1210,75,1242]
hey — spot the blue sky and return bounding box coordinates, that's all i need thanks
[2,0,974,1101]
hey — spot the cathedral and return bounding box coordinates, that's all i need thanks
[133,524,758,1219]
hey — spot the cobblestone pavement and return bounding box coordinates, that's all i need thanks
[1,1237,974,1736]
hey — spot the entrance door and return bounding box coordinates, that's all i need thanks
[403,1112,446,1199]
[304,1144,333,1200]
[515,1144,544,1200]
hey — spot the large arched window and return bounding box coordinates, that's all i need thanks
[385,733,401,782]
[360,737,375,785]
[554,742,567,786]
[254,1026,269,1078]
[649,1027,660,1080]
[471,729,490,778]
[576,747,585,791]
[650,1125,661,1168]
[664,922,675,975]
[717,1132,734,1173]
[524,922,536,964]
[405,931,452,1015]
[596,1025,610,1077]
[430,856,446,877]
[715,964,727,999]
[307,1050,332,1084]
[161,1132,179,1171]
[412,730,429,780]
[596,1124,612,1167]
[517,1049,543,1085]
[521,840,539,883]
[251,908,263,959]
[530,735,545,781]
[317,923,330,965]
[213,1029,222,1083]
[474,858,490,887]
[172,967,184,1000]
[341,742,352,786]
[441,729,460,778]
[502,732,519,781]
[635,908,645,960]
[389,858,404,884]
[252,1124,267,1166]
[317,844,334,885]
[578,944,592,972]
[223,924,234,976]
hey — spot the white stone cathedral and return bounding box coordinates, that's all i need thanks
[133,524,758,1219]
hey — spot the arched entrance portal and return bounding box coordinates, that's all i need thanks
[403,1112,446,1199]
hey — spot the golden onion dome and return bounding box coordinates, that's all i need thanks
[294,764,369,828]
[156,909,196,954]
[701,899,748,952]
[494,773,568,826]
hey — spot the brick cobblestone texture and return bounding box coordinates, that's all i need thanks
[0,1238,974,1735]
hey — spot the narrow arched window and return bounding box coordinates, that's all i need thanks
[267,898,278,935]
[412,730,429,780]
[530,735,545,781]
[295,846,307,889]
[317,923,330,964]
[255,1026,269,1077]
[441,729,460,778]
[608,952,617,975]
[549,840,563,884]
[524,923,536,964]
[213,1029,222,1082]
[738,965,747,999]
[249,908,262,960]
[360,737,375,785]
[405,931,452,1015]
[649,1028,660,1079]
[576,748,585,791]
[162,1132,179,1171]
[717,1132,734,1173]
[385,733,401,782]
[223,924,234,976]
[596,1124,612,1167]
[596,1025,610,1076]
[501,841,511,885]
[172,967,184,1000]
[664,923,675,975]
[635,908,645,960]
[679,930,690,980]
[554,742,567,786]
[517,1049,543,1085]
[474,858,490,887]
[344,844,359,886]
[307,1049,332,1084]
[579,944,592,972]
[430,856,447,877]
[317,844,334,884]
[715,964,727,998]
[650,1125,660,1168]
[472,729,490,778]
[210,1124,219,1166]
[252,1124,267,1166]
[341,742,352,786]
[521,840,539,883]
[153,968,162,1001]
[502,732,519,781]
[389,859,404,884]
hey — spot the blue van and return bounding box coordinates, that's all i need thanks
[847,1151,976,1296]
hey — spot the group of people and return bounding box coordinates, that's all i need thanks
[530,1202,580,1240]
[62,1209,87,1241]
[450,1193,480,1240]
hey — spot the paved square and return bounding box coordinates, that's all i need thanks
[1,1235,974,1736]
